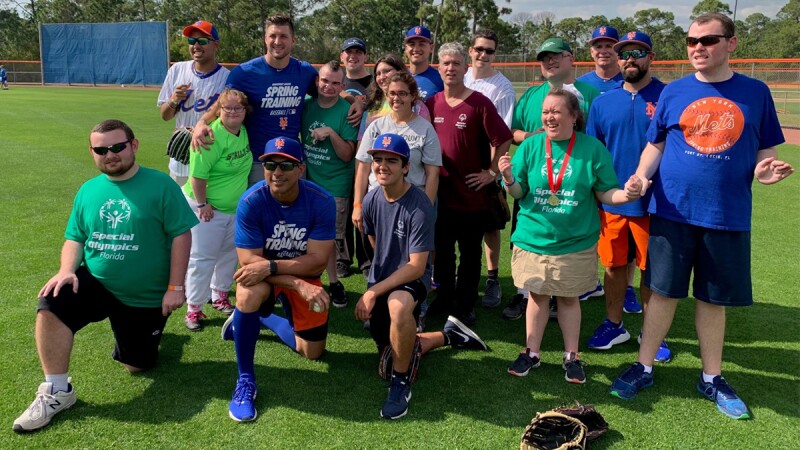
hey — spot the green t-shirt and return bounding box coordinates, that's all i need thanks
[300,97,358,197]
[183,118,251,214]
[511,80,600,133]
[66,167,199,308]
[510,132,619,255]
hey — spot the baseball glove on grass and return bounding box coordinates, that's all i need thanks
[166,127,192,165]
[520,411,587,450]
[553,403,609,442]
[378,336,422,383]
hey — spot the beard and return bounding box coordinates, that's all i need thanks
[623,64,648,83]
[98,157,135,177]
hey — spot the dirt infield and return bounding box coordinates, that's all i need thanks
[783,128,800,145]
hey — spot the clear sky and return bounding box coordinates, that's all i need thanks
[502,0,786,29]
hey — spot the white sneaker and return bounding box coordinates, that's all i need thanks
[13,381,76,433]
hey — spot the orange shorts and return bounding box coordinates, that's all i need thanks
[598,211,649,270]
[275,278,328,333]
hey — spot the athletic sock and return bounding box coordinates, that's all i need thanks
[393,369,409,382]
[187,303,203,313]
[526,348,540,360]
[260,313,297,351]
[442,331,451,346]
[517,287,527,295]
[45,373,69,394]
[233,309,261,378]
[702,372,719,384]
[487,269,499,281]
[641,363,653,374]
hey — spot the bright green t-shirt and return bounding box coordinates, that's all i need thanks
[510,132,619,255]
[66,167,199,308]
[300,97,358,197]
[183,118,251,214]
[511,80,600,133]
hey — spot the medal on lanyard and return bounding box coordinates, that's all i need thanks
[545,132,576,206]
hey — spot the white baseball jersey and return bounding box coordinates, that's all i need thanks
[465,67,516,128]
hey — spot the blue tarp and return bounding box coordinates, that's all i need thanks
[41,22,168,85]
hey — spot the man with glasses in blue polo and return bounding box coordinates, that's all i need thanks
[13,120,197,433]
[158,20,229,186]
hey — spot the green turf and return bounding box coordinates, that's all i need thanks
[1,86,798,448]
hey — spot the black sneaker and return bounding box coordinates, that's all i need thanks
[380,374,412,420]
[549,297,558,320]
[502,293,527,320]
[330,281,347,308]
[563,352,586,384]
[336,262,350,278]
[443,315,488,350]
[507,351,540,377]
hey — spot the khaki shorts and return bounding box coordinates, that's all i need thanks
[511,244,599,298]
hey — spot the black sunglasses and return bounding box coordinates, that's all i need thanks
[262,161,299,171]
[618,49,651,60]
[92,140,131,155]
[473,46,496,55]
[686,34,730,47]
[187,37,213,45]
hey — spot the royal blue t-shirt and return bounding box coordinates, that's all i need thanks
[227,57,318,161]
[414,66,444,101]
[587,79,665,217]
[645,73,784,231]
[235,179,336,265]
[577,71,624,94]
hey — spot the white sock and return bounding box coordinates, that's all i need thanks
[45,373,70,394]
[641,364,653,374]
[188,303,203,313]
[702,372,719,383]
[526,349,540,359]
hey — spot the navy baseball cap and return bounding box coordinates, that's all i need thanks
[405,26,432,42]
[614,31,653,52]
[588,25,619,44]
[368,133,410,160]
[260,137,304,163]
[342,37,367,52]
[183,21,220,40]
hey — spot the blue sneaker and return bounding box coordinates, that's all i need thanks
[587,319,631,350]
[380,374,412,419]
[229,375,258,422]
[637,333,672,363]
[579,281,604,301]
[610,363,654,400]
[697,375,751,419]
[623,286,642,313]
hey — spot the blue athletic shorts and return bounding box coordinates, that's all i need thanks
[645,216,752,306]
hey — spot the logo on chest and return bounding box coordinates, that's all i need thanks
[679,96,744,154]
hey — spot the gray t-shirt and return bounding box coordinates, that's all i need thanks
[356,114,442,192]
[362,184,435,291]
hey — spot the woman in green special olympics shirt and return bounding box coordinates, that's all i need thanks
[182,88,253,331]
[499,90,642,384]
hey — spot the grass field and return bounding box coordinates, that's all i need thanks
[1,86,799,449]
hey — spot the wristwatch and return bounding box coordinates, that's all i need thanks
[268,260,278,276]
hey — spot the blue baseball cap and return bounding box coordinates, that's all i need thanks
[405,26,432,42]
[614,31,653,52]
[342,37,367,52]
[183,21,220,41]
[260,137,304,163]
[368,133,410,160]
[588,25,619,44]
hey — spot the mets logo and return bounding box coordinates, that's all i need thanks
[414,27,422,35]
[679,96,744,154]
[628,31,637,39]
[382,136,392,147]
[599,27,607,35]
[279,117,288,130]
[645,101,657,119]
[275,138,285,149]
[99,199,131,229]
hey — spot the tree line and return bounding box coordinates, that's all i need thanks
[1,0,798,64]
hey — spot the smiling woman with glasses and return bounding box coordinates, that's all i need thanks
[181,88,253,331]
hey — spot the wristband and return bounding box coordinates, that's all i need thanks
[353,202,362,208]
[269,259,278,276]
[488,169,498,177]
[167,284,185,291]
[197,202,208,209]
[168,99,179,110]
[504,178,516,187]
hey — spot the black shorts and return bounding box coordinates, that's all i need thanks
[37,266,168,370]
[368,280,427,349]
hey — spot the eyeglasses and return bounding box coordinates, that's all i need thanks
[387,90,410,98]
[187,37,213,45]
[221,105,246,113]
[473,46,496,55]
[262,161,299,171]
[91,140,131,155]
[540,53,567,64]
[618,49,651,60]
[686,34,730,47]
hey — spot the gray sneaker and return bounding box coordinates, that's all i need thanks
[482,279,502,308]
[13,381,77,433]
[502,293,527,320]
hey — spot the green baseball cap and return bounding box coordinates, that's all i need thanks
[536,37,573,60]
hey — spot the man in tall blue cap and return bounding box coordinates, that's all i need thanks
[225,136,336,422]
[578,25,623,93]
[584,31,671,362]
[356,133,488,420]
[404,26,443,100]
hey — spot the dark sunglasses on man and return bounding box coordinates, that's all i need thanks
[91,140,131,156]
[473,46,496,55]
[686,34,731,47]
[262,161,299,172]
[618,49,651,60]
[187,37,214,46]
